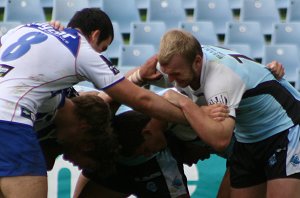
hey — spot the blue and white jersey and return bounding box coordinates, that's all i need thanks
[172,45,300,143]
[0,23,124,126]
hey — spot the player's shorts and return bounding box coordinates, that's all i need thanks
[83,149,189,198]
[230,125,300,188]
[0,120,47,176]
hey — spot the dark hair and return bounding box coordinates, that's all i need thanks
[71,95,119,177]
[67,8,114,45]
[112,111,151,157]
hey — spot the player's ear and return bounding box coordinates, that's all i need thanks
[90,30,100,43]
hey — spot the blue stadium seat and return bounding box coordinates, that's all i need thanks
[41,0,53,8]
[240,0,280,35]
[135,0,149,10]
[130,21,167,52]
[52,0,89,25]
[181,0,196,10]
[102,22,123,60]
[102,0,140,34]
[276,0,289,9]
[178,21,219,46]
[118,44,155,67]
[88,0,102,8]
[221,44,252,58]
[286,0,300,22]
[147,0,186,29]
[0,21,22,36]
[272,22,300,50]
[224,21,265,59]
[262,44,300,84]
[229,0,242,10]
[0,0,4,7]
[194,0,234,35]
[4,0,45,23]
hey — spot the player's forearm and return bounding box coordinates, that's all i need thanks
[179,99,233,152]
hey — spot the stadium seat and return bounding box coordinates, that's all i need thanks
[181,0,196,10]
[178,21,219,46]
[224,21,265,59]
[41,0,53,8]
[4,0,46,23]
[229,0,242,10]
[88,0,102,8]
[271,22,300,50]
[262,44,300,84]
[276,0,289,9]
[102,22,123,60]
[240,0,280,35]
[52,0,89,25]
[147,0,186,29]
[286,0,300,22]
[118,44,155,67]
[0,21,22,37]
[130,21,167,52]
[221,44,252,58]
[102,0,140,34]
[194,0,234,35]
[135,0,149,10]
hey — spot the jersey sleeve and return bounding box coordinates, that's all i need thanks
[76,41,124,90]
[204,62,246,118]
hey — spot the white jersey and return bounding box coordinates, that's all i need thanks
[0,23,124,126]
[159,45,300,143]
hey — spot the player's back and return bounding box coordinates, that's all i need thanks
[0,23,81,125]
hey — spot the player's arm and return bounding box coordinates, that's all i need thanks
[104,78,187,124]
[163,89,235,152]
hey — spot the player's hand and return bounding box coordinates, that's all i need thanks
[267,61,285,80]
[139,54,163,82]
[202,104,229,121]
[49,20,65,31]
[162,89,188,107]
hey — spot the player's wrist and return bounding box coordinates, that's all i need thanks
[128,69,144,85]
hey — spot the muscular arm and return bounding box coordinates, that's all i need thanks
[104,78,187,124]
[179,98,235,152]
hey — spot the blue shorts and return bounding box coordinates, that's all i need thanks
[0,121,47,176]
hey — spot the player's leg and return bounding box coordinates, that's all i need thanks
[0,176,47,198]
[231,183,266,198]
[266,125,300,198]
[267,178,300,198]
[217,167,230,198]
[0,122,47,197]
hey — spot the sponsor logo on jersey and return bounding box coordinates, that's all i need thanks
[0,64,13,77]
[27,23,79,57]
[20,106,36,121]
[172,176,183,189]
[290,154,300,166]
[208,92,228,105]
[146,181,158,192]
[99,55,120,75]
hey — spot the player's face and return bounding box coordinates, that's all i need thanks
[134,119,167,157]
[54,100,98,170]
[160,55,197,88]
[90,34,113,53]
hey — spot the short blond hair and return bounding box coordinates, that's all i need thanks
[158,29,202,65]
